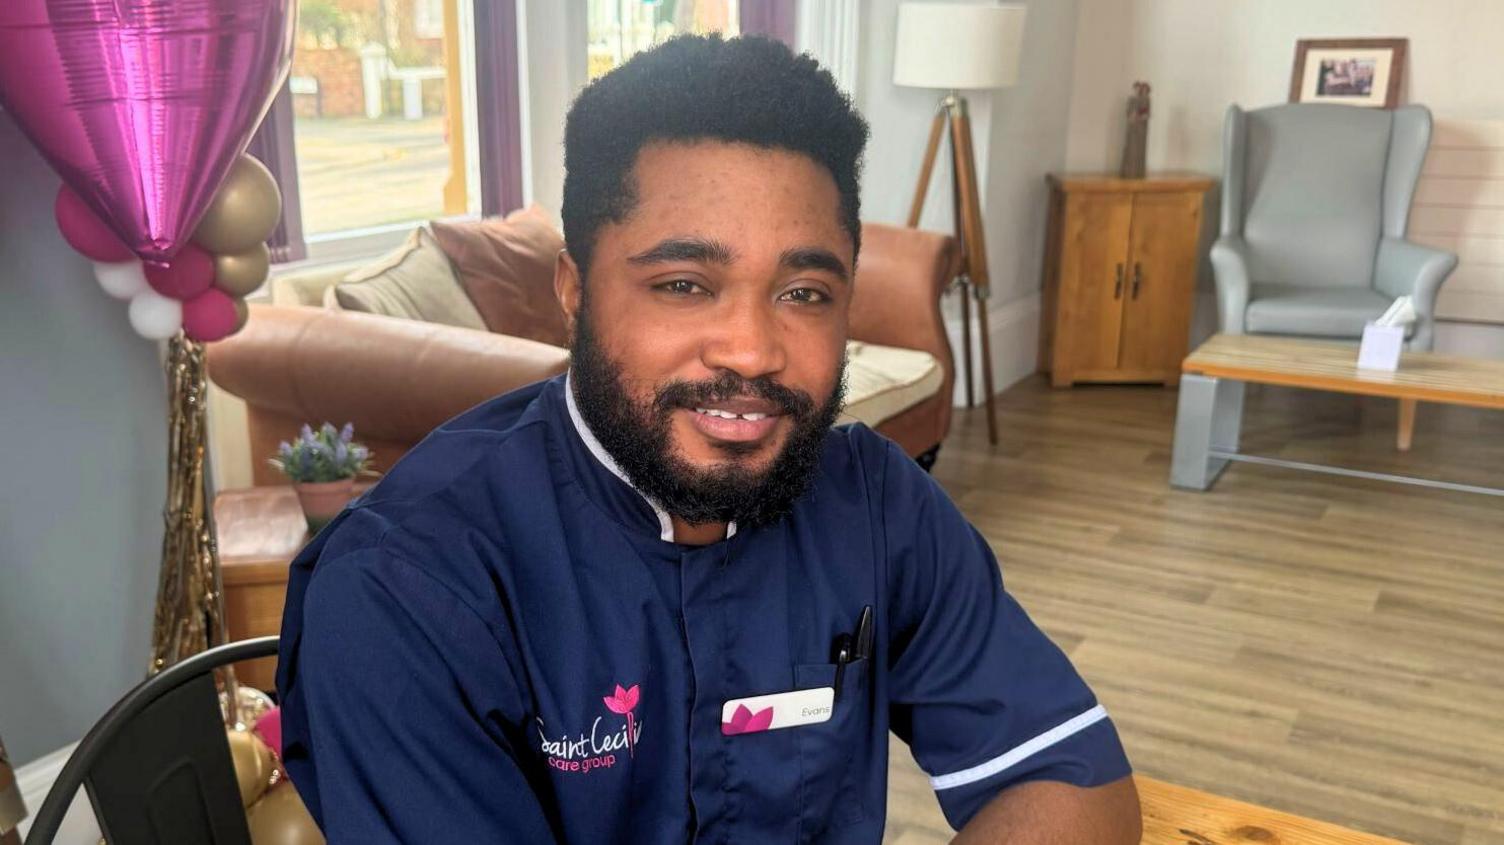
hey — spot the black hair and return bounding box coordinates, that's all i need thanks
[561,34,869,280]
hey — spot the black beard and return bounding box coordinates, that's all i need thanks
[568,297,846,531]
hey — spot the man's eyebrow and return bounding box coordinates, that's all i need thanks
[779,246,850,283]
[626,237,738,266]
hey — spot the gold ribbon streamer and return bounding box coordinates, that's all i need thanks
[148,334,239,725]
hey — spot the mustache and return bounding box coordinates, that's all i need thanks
[652,371,817,420]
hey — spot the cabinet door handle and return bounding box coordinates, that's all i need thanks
[1132,262,1143,299]
[1114,263,1124,299]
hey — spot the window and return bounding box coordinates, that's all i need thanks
[288,0,482,239]
[587,0,741,80]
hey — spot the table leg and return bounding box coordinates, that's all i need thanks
[1170,374,1245,491]
[1397,399,1417,452]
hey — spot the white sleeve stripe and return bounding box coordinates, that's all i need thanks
[928,704,1110,792]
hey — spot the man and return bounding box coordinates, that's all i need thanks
[278,35,1140,844]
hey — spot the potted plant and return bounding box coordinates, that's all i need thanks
[270,422,373,531]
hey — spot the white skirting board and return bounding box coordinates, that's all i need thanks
[14,743,101,844]
[943,291,1041,407]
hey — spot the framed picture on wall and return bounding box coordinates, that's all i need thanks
[1289,38,1407,109]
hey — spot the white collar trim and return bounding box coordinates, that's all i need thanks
[563,371,736,543]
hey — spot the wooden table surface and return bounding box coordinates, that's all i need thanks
[215,485,356,689]
[1183,333,1504,409]
[1137,778,1406,844]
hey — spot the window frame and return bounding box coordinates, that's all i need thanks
[254,0,524,267]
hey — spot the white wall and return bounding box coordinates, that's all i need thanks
[519,0,589,222]
[853,0,1082,399]
[1065,0,1504,356]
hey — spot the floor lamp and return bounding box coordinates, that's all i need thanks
[894,2,1027,446]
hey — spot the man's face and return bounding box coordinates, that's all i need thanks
[559,140,853,528]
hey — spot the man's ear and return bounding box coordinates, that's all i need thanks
[554,249,582,343]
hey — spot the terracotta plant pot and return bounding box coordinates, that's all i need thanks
[293,478,356,533]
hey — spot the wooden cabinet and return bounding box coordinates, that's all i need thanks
[1039,173,1214,387]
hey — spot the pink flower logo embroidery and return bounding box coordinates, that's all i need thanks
[603,684,640,756]
[721,704,774,736]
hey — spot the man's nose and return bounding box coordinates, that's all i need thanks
[700,299,787,381]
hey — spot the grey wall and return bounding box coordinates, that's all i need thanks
[0,112,165,765]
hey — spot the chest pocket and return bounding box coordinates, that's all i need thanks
[793,659,872,841]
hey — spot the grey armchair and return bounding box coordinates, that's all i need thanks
[1211,103,1457,351]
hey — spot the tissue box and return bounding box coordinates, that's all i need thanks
[1357,322,1405,371]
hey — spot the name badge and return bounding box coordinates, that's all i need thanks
[721,686,834,735]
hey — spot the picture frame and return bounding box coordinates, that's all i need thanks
[1289,38,1407,109]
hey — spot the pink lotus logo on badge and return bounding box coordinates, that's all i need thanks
[722,704,774,735]
[603,684,640,756]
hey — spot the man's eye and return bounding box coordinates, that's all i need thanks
[656,279,706,296]
[780,287,830,304]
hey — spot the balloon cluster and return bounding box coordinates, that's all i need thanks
[222,690,324,844]
[56,155,281,343]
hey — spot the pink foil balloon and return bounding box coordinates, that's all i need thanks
[144,243,214,300]
[182,287,240,342]
[55,186,133,262]
[0,1,296,264]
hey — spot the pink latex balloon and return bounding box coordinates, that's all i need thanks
[182,287,240,343]
[253,707,283,760]
[144,244,215,300]
[0,1,296,264]
[55,186,133,262]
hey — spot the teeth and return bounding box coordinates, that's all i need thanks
[694,408,769,421]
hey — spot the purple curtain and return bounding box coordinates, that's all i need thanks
[475,0,525,217]
[740,0,797,45]
[245,82,306,263]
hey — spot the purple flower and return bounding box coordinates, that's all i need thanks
[340,423,354,443]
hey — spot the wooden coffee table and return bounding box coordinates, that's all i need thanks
[1170,334,1504,497]
[1137,777,1404,844]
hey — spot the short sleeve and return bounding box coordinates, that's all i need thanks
[881,442,1131,829]
[278,547,557,843]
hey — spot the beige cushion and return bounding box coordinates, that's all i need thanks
[839,340,944,428]
[327,228,488,331]
[269,260,364,307]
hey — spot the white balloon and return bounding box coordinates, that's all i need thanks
[128,290,183,340]
[93,260,148,300]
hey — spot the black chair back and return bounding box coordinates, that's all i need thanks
[24,637,280,845]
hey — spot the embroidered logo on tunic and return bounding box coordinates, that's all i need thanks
[601,684,640,756]
[533,682,643,775]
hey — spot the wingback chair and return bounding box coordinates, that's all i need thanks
[1211,103,1457,352]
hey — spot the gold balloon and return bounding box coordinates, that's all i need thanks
[247,783,325,845]
[195,155,282,254]
[220,685,276,730]
[226,728,276,808]
[215,243,271,297]
[233,297,251,334]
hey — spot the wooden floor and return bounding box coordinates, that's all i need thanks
[882,376,1504,845]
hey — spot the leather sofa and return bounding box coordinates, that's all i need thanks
[207,221,959,485]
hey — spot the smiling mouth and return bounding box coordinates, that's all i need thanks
[683,402,784,444]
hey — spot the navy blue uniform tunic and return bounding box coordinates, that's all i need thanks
[277,374,1130,843]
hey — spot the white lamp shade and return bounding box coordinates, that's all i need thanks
[893,2,1027,90]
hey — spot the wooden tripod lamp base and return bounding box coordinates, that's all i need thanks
[906,92,999,445]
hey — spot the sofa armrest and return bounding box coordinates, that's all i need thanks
[207,305,569,475]
[850,222,958,355]
[1373,237,1457,351]
[848,223,958,453]
[1209,235,1252,334]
